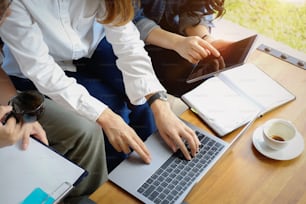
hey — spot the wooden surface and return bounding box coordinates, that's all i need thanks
[90,49,306,204]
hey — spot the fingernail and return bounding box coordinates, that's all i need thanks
[22,143,28,150]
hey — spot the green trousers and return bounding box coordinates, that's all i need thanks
[38,99,108,200]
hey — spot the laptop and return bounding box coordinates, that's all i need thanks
[186,34,258,83]
[108,118,257,204]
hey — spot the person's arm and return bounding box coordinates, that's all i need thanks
[184,23,233,51]
[146,26,219,64]
[0,1,107,122]
[96,22,200,161]
[146,93,200,160]
[134,9,219,64]
[184,24,214,43]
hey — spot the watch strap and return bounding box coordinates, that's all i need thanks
[147,91,167,107]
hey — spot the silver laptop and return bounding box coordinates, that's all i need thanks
[108,120,235,204]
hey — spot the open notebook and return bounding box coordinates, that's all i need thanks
[0,137,87,204]
[182,63,295,136]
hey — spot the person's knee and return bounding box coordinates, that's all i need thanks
[40,99,104,151]
[74,119,102,142]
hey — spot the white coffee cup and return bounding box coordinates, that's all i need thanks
[262,118,296,150]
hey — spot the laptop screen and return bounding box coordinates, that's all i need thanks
[186,34,257,83]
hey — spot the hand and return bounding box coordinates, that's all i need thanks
[195,55,225,74]
[150,100,200,160]
[97,108,151,164]
[21,121,48,149]
[0,105,22,148]
[0,105,47,149]
[174,36,220,64]
[210,39,235,51]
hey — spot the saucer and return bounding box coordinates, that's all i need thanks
[252,126,304,160]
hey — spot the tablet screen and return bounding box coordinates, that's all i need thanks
[186,34,257,83]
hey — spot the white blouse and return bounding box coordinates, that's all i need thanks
[0,0,165,121]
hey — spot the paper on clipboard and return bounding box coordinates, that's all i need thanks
[0,137,87,204]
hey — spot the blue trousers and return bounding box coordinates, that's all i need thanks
[10,38,157,172]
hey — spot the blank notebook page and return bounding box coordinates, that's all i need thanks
[219,63,295,112]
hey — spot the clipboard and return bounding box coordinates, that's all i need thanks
[0,137,88,204]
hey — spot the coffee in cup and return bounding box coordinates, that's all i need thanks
[263,118,296,150]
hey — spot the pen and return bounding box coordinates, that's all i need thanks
[229,111,261,147]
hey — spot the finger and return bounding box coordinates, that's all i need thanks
[5,116,18,129]
[5,117,22,140]
[0,106,13,123]
[161,132,179,153]
[128,135,151,163]
[199,40,220,57]
[0,105,12,112]
[218,56,226,69]
[175,136,191,160]
[188,51,203,64]
[109,137,123,153]
[191,45,210,59]
[183,128,200,157]
[118,138,131,154]
[21,127,31,150]
[212,58,220,71]
[31,122,48,145]
[31,134,49,146]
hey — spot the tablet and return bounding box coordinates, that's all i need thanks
[186,34,257,83]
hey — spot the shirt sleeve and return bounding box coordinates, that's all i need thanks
[0,2,106,122]
[103,22,165,105]
[133,7,160,42]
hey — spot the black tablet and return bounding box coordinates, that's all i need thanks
[186,34,257,83]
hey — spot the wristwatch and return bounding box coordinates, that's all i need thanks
[147,91,168,107]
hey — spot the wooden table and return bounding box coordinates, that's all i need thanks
[90,49,306,204]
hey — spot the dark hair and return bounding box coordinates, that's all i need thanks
[183,0,226,25]
[203,0,225,18]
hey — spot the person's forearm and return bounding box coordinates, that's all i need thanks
[184,24,214,42]
[0,68,17,105]
[145,27,185,51]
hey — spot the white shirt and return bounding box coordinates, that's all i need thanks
[0,0,165,121]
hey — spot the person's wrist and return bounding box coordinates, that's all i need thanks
[147,91,168,107]
[150,99,170,117]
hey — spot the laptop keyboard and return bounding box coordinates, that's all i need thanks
[137,130,225,204]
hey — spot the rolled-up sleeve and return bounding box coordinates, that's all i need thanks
[133,7,160,42]
[104,22,165,104]
[134,18,160,42]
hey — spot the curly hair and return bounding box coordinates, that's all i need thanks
[180,0,225,27]
[184,1,225,21]
[203,0,225,18]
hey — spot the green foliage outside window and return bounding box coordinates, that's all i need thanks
[223,0,306,53]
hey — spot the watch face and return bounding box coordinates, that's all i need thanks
[160,92,168,101]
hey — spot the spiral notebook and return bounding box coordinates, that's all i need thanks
[182,63,295,136]
[0,137,87,204]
